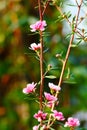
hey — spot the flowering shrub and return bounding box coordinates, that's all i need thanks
[22,0,87,129]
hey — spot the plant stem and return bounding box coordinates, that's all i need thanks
[54,4,71,25]
[47,0,83,128]
[38,0,42,21]
[57,0,83,88]
[40,31,44,111]
[38,0,44,111]
[42,0,50,17]
[70,127,74,130]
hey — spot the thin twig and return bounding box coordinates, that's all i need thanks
[47,0,83,128]
[38,0,42,20]
[54,4,71,26]
[38,0,44,111]
[70,127,74,130]
[76,30,84,38]
[42,0,51,17]
[75,0,79,6]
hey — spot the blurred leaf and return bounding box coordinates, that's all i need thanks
[63,78,76,84]
[50,128,55,130]
[71,40,82,47]
[45,75,57,79]
[66,3,76,6]
[76,128,87,130]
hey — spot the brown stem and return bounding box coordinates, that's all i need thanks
[38,0,44,111]
[42,0,50,17]
[47,34,75,128]
[76,30,84,39]
[47,0,83,128]
[39,31,44,110]
[54,4,71,25]
[38,0,43,110]
[38,0,42,21]
[70,127,74,130]
[58,34,74,87]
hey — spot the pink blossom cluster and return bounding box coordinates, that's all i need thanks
[64,117,80,127]
[30,20,47,32]
[22,81,80,129]
[34,110,47,122]
[33,125,46,130]
[44,92,57,108]
[33,125,39,130]
[52,110,65,121]
[23,82,37,94]
[48,82,61,92]
[44,92,57,102]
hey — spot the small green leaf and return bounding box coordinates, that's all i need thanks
[65,32,74,39]
[71,44,78,48]
[50,127,55,130]
[71,40,82,47]
[45,75,57,79]
[66,67,70,79]
[54,121,64,126]
[67,3,76,6]
[63,80,76,84]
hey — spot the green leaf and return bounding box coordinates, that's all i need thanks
[63,79,76,84]
[71,40,82,47]
[45,75,57,79]
[64,11,72,18]
[54,121,64,126]
[67,3,76,6]
[71,44,78,48]
[65,32,74,39]
[76,128,87,130]
[50,127,55,130]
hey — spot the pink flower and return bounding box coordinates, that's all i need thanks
[23,82,37,94]
[47,101,59,108]
[48,82,61,91]
[30,20,47,32]
[52,110,65,121]
[29,43,41,51]
[44,92,57,102]
[33,125,39,130]
[46,101,54,108]
[34,110,47,122]
[41,125,47,129]
[64,117,80,127]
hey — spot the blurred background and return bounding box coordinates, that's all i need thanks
[0,0,87,130]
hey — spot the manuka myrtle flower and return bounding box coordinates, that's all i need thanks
[46,101,59,108]
[30,20,47,32]
[48,82,61,92]
[44,92,57,102]
[34,110,47,122]
[33,125,39,130]
[29,43,41,51]
[52,110,65,121]
[64,117,80,127]
[46,101,54,108]
[23,82,37,94]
